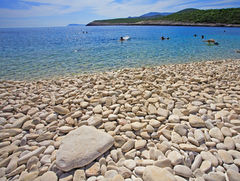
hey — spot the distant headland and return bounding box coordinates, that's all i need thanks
[86,8,240,27]
[67,24,83,26]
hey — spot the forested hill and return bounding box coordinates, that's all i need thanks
[87,8,240,26]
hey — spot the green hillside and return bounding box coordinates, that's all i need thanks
[161,8,240,24]
[88,8,240,25]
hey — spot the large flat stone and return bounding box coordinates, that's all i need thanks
[56,125,114,172]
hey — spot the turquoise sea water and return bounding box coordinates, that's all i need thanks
[0,26,240,80]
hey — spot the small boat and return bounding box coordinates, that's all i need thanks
[123,36,130,40]
[120,36,131,41]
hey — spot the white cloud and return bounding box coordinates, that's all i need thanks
[0,0,239,18]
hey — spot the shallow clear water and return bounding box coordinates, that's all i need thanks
[0,26,240,80]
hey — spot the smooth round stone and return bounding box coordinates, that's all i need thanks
[227,169,240,181]
[194,129,205,143]
[223,164,239,173]
[216,143,227,150]
[73,169,86,181]
[221,127,232,137]
[40,154,51,164]
[80,101,89,108]
[205,121,214,130]
[148,104,157,114]
[206,142,216,147]
[174,165,192,178]
[224,137,235,150]
[46,113,57,123]
[108,114,118,121]
[93,105,102,114]
[104,122,116,132]
[54,106,69,115]
[174,124,187,136]
[134,167,145,175]
[234,159,240,167]
[44,145,55,154]
[154,158,172,168]
[216,166,225,172]
[118,166,132,178]
[114,136,126,148]
[143,166,176,181]
[188,115,205,128]
[200,151,218,167]
[6,156,18,174]
[167,151,183,166]
[38,171,57,181]
[191,154,202,171]
[110,150,118,162]
[200,160,212,173]
[0,168,5,177]
[209,127,224,141]
[218,150,234,164]
[112,174,124,181]
[204,172,225,181]
[59,173,73,181]
[168,115,180,123]
[58,126,74,133]
[26,156,39,170]
[131,122,144,131]
[149,120,160,128]
[135,140,146,150]
[36,124,45,130]
[86,162,100,177]
[171,132,183,144]
[140,132,150,139]
[125,131,136,139]
[120,124,132,132]
[104,170,118,178]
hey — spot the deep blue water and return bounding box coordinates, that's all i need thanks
[0,26,240,80]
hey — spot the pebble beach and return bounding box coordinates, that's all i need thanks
[0,59,240,181]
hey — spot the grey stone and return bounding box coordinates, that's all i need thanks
[174,165,192,178]
[218,150,233,164]
[167,151,183,166]
[54,106,69,115]
[189,115,205,128]
[209,127,224,141]
[227,169,240,181]
[37,171,58,181]
[204,172,225,181]
[73,169,86,181]
[201,151,218,167]
[191,154,202,171]
[143,166,176,181]
[18,146,45,165]
[121,139,135,153]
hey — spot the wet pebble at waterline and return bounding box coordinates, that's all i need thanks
[0,59,240,181]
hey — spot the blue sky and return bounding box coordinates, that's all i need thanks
[0,0,239,28]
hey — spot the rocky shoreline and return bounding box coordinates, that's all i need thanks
[0,59,240,181]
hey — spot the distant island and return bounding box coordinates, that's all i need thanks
[87,8,240,27]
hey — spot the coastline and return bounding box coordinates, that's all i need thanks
[86,21,240,27]
[0,59,240,180]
